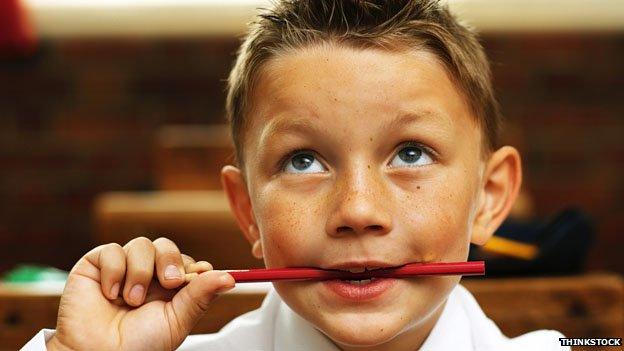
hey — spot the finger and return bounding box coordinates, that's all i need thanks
[168,271,235,337]
[186,261,213,274]
[122,237,155,306]
[84,243,126,299]
[183,261,213,283]
[181,255,195,274]
[181,254,196,267]
[99,243,126,299]
[153,237,185,289]
[184,272,198,283]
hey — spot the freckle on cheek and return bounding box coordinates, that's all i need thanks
[417,186,421,190]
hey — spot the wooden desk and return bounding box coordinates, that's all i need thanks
[93,191,263,270]
[462,274,623,339]
[0,283,64,350]
[153,124,234,191]
[2,274,622,350]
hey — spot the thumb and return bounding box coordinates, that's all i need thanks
[168,270,235,336]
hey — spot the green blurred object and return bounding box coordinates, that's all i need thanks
[2,264,68,283]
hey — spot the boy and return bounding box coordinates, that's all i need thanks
[24,1,568,350]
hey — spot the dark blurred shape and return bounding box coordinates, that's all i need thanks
[0,0,37,57]
[470,208,595,276]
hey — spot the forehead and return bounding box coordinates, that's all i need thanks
[245,43,478,150]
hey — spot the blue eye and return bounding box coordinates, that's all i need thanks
[389,144,434,168]
[283,152,327,173]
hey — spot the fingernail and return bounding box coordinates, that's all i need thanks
[164,265,182,280]
[110,282,120,299]
[219,273,234,285]
[129,284,145,304]
[216,273,235,293]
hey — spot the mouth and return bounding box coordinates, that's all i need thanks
[322,261,405,285]
[321,264,402,301]
[315,260,413,301]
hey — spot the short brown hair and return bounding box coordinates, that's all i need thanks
[226,0,501,168]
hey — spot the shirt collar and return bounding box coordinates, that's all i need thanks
[419,285,474,351]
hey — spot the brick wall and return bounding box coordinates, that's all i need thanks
[485,33,624,274]
[0,33,622,274]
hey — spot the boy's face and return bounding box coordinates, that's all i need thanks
[223,44,518,349]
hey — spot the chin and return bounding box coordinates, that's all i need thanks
[316,312,404,347]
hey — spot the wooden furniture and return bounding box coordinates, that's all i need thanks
[0,282,267,351]
[462,274,623,339]
[2,274,622,350]
[153,124,234,191]
[93,191,263,270]
[0,283,64,351]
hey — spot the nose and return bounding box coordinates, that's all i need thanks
[325,164,393,237]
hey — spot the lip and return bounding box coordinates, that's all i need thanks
[322,277,398,301]
[319,260,405,302]
[322,260,405,271]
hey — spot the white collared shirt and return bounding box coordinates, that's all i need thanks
[22,284,569,350]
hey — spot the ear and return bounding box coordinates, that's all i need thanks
[471,146,522,245]
[220,165,263,259]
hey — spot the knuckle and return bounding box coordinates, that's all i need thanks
[181,254,196,263]
[92,244,108,253]
[134,236,152,245]
[125,236,155,253]
[109,242,123,250]
[153,236,172,245]
[104,242,124,253]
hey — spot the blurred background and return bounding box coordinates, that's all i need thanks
[0,0,622,349]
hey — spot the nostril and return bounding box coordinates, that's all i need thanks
[336,226,351,233]
[336,225,384,234]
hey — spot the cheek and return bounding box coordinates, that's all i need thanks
[402,174,476,261]
[252,185,325,267]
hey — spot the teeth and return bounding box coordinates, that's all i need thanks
[345,278,376,285]
[347,268,366,273]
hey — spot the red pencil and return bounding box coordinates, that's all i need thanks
[223,261,484,283]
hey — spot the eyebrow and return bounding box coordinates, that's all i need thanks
[259,109,442,145]
[259,116,325,145]
[379,110,438,131]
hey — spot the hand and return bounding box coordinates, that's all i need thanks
[46,237,235,351]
